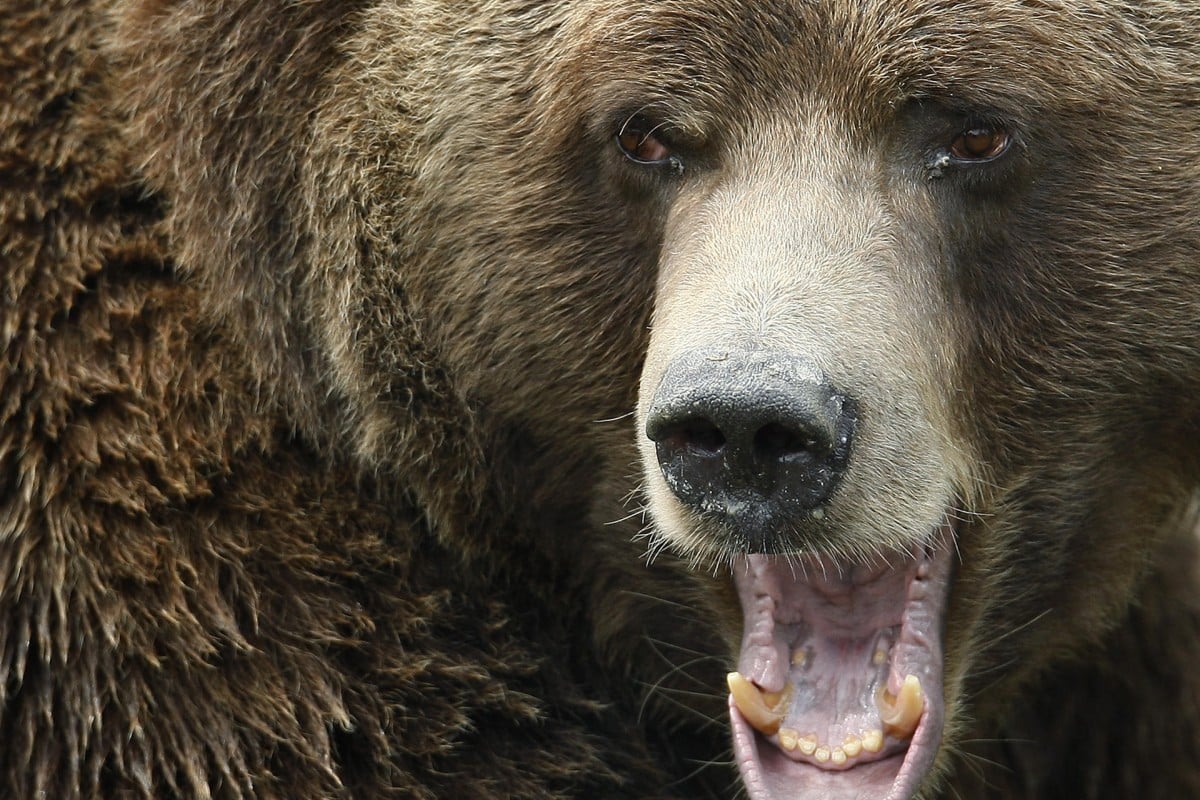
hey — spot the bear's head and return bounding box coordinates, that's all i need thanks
[612,4,1200,798]
[114,1,1200,798]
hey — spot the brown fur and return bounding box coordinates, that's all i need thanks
[2,1,1199,799]
[0,1,728,797]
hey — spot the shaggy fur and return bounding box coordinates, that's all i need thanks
[2,1,1199,799]
[0,2,728,798]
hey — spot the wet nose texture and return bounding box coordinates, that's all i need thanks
[645,348,857,534]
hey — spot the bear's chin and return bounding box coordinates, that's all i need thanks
[726,520,955,800]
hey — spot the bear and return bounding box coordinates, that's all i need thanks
[1,2,1199,800]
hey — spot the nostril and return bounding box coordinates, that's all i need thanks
[659,418,726,457]
[682,418,726,455]
[754,422,828,463]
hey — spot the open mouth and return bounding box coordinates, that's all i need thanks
[727,520,955,800]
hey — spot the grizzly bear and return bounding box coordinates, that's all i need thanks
[2,0,1199,799]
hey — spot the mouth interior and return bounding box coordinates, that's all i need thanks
[728,524,953,800]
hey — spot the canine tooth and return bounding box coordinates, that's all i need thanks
[877,674,924,739]
[797,734,818,755]
[862,729,884,753]
[791,649,807,667]
[727,672,790,735]
[814,746,831,763]
[778,728,799,751]
[831,747,847,765]
[873,648,887,666]
[842,735,862,757]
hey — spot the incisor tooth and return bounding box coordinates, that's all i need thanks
[843,736,862,757]
[798,734,818,755]
[831,747,847,765]
[727,672,791,735]
[814,746,831,763]
[877,674,924,739]
[862,729,884,753]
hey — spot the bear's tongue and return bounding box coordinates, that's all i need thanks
[728,524,954,800]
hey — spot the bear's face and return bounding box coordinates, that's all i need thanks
[516,2,1192,798]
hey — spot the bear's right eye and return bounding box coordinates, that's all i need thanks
[615,115,684,174]
[948,123,1011,162]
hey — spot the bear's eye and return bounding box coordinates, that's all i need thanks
[615,115,682,173]
[949,124,1011,161]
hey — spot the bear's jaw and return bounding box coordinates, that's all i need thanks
[728,521,954,800]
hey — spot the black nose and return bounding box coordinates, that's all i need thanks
[645,348,856,528]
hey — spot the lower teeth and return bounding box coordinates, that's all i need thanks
[727,670,924,763]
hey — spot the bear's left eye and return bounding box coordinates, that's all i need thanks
[949,124,1011,161]
[616,115,683,173]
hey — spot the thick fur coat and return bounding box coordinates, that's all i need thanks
[0,2,727,797]
[2,1,1199,799]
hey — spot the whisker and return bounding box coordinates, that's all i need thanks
[640,690,726,729]
[591,410,636,424]
[619,591,700,615]
[604,508,645,526]
[641,633,723,660]
[664,753,737,794]
[984,606,1054,649]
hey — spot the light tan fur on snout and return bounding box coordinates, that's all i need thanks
[637,109,975,566]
